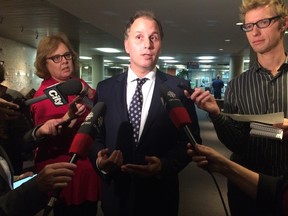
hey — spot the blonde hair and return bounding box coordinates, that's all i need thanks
[240,0,288,23]
[34,33,79,79]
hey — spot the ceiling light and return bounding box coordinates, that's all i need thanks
[197,56,215,60]
[116,56,130,60]
[95,48,122,53]
[198,60,213,63]
[159,56,174,60]
[80,56,92,60]
[164,60,179,63]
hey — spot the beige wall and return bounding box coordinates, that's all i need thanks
[0,37,42,95]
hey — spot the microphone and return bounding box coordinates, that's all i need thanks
[160,85,230,216]
[68,101,106,162]
[25,79,82,106]
[160,84,197,147]
[43,102,107,216]
[177,82,195,95]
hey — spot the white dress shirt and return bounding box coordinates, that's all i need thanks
[126,67,156,141]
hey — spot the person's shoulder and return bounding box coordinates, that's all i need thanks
[158,70,186,82]
[97,72,127,90]
[229,69,251,84]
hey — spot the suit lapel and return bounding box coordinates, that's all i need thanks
[139,70,167,143]
[114,72,129,120]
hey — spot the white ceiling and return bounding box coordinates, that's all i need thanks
[0,0,288,67]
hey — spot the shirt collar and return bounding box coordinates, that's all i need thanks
[254,52,288,73]
[127,66,156,83]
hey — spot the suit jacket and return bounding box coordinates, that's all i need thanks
[90,70,201,216]
[0,146,47,216]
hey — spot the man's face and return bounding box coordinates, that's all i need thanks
[245,6,282,55]
[124,16,162,74]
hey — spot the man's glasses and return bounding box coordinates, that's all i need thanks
[46,52,73,63]
[240,15,281,32]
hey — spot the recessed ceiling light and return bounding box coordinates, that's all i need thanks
[95,48,122,53]
[159,56,174,60]
[164,60,179,63]
[198,60,213,63]
[197,56,215,60]
[116,56,130,60]
[80,56,92,60]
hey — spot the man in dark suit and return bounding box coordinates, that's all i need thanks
[90,10,202,216]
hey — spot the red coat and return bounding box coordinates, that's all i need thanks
[30,77,101,205]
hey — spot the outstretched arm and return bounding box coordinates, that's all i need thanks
[187,143,259,198]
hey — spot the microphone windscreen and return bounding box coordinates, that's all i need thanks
[40,79,83,107]
[58,79,82,96]
[169,106,192,129]
[77,102,106,138]
[68,102,106,158]
[160,84,184,112]
[160,84,192,128]
[68,133,94,158]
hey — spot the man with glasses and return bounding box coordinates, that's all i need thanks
[187,0,288,215]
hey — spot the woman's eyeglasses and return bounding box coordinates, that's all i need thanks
[46,52,73,63]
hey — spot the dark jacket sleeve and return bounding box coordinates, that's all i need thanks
[0,177,48,216]
[257,173,287,215]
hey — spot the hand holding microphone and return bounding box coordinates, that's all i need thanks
[160,84,198,148]
[43,102,106,216]
[0,98,21,120]
[24,78,82,106]
[56,93,88,127]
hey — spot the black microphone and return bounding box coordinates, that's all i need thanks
[161,84,230,216]
[160,84,197,147]
[25,79,82,106]
[43,102,107,216]
[177,82,195,95]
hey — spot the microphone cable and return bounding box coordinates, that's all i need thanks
[207,169,230,216]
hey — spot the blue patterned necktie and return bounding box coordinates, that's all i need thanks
[128,78,148,144]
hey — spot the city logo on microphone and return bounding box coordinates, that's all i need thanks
[44,87,68,106]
